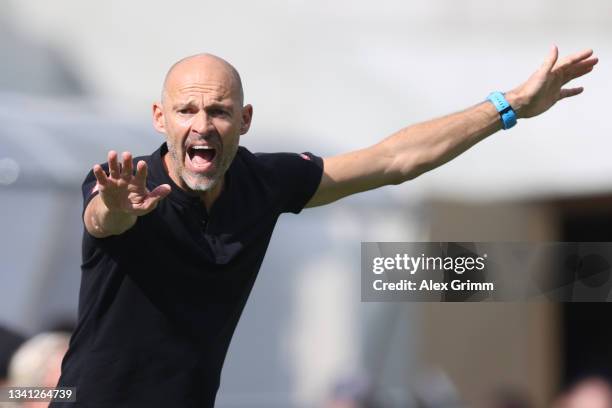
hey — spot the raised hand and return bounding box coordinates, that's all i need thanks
[509,45,598,118]
[93,151,171,217]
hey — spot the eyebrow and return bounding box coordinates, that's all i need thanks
[172,100,234,111]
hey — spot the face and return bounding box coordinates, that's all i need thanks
[153,58,252,193]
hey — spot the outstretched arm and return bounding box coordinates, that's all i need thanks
[306,46,598,207]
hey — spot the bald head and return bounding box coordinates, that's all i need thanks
[153,53,253,196]
[161,53,244,106]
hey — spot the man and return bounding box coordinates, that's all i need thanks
[53,48,597,407]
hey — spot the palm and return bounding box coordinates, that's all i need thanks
[93,151,171,217]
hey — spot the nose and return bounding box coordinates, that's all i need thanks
[190,110,213,135]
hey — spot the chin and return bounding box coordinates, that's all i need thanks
[182,172,219,192]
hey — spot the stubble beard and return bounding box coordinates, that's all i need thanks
[166,138,237,192]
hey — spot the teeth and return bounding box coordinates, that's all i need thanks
[191,146,214,150]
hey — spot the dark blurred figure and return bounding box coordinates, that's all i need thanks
[0,326,25,386]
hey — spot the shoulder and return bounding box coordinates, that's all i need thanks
[231,146,323,214]
[234,146,322,174]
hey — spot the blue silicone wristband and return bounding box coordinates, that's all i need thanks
[487,91,517,130]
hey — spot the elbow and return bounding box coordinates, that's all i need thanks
[387,151,434,185]
[381,136,441,186]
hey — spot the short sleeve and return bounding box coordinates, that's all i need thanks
[257,152,323,214]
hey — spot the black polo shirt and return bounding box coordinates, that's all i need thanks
[53,143,323,407]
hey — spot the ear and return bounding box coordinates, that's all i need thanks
[152,102,166,134]
[239,104,253,135]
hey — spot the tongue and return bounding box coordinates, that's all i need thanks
[191,150,214,166]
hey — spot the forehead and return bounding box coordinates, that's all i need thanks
[164,63,240,104]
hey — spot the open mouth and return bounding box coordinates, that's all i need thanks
[186,145,217,171]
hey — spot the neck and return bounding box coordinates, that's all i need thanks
[163,152,224,211]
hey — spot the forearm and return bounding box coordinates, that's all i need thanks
[309,47,596,207]
[84,195,137,238]
[384,91,525,183]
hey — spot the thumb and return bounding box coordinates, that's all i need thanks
[541,44,559,73]
[141,184,171,211]
[149,184,171,199]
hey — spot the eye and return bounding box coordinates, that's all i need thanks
[210,108,229,117]
[177,107,195,115]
